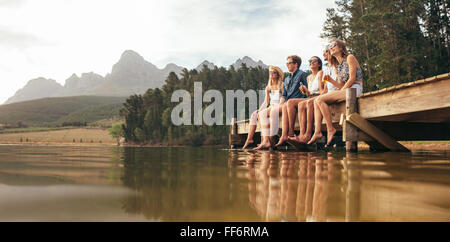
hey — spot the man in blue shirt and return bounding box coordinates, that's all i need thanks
[275,55,308,147]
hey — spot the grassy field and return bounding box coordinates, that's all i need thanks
[0,95,126,126]
[0,126,76,134]
[0,128,117,145]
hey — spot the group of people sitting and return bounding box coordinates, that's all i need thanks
[242,39,364,150]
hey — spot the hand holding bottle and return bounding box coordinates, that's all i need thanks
[299,84,308,95]
[323,74,330,83]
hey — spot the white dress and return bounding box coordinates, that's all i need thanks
[323,66,339,92]
[308,73,321,95]
[269,90,280,105]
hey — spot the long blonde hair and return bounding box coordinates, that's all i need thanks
[268,66,284,91]
[323,47,333,66]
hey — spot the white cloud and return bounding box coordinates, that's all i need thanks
[0,0,27,8]
[0,0,336,104]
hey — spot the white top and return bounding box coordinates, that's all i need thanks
[324,66,339,92]
[269,90,281,105]
[308,72,321,95]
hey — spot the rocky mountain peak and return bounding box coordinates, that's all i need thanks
[233,56,268,70]
[195,60,216,71]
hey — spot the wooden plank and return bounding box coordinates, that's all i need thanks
[367,107,450,123]
[358,77,450,120]
[347,113,409,152]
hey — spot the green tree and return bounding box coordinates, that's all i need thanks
[109,122,124,145]
[321,0,449,91]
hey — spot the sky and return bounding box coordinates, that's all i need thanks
[0,0,336,104]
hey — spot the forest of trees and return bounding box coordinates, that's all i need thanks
[120,0,449,146]
[321,0,449,90]
[120,65,268,146]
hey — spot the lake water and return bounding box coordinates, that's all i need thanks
[0,145,449,222]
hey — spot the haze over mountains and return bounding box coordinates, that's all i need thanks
[4,50,268,104]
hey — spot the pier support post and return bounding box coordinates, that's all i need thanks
[230,118,237,149]
[345,88,358,152]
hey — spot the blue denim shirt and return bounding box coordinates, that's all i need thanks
[281,69,308,100]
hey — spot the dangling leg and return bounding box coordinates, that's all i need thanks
[313,90,345,146]
[254,108,272,150]
[243,110,258,149]
[308,98,324,144]
[301,97,316,143]
[290,100,307,143]
[275,104,289,146]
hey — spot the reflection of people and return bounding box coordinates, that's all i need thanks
[265,152,281,221]
[243,151,272,220]
[243,66,284,150]
[240,151,346,222]
[279,153,300,221]
[295,154,309,221]
[311,155,328,222]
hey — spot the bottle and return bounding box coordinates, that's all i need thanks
[323,74,330,83]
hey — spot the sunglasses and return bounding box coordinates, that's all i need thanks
[269,71,279,74]
[328,42,337,49]
[286,61,295,65]
[309,59,318,63]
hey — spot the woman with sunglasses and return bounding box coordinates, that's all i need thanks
[303,48,341,144]
[242,66,284,149]
[289,56,324,143]
[308,39,364,146]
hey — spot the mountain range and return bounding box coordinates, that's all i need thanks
[4,51,268,104]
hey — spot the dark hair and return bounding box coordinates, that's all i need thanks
[287,55,302,68]
[330,39,350,66]
[311,56,323,71]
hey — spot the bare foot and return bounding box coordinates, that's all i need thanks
[254,140,271,150]
[326,128,337,146]
[242,139,254,149]
[275,135,288,147]
[253,143,262,150]
[307,132,323,144]
[288,135,302,143]
[299,133,311,143]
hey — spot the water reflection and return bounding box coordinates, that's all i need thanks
[120,147,259,221]
[230,151,346,221]
[230,150,450,222]
[0,145,449,221]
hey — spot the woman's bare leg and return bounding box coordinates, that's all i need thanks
[254,108,272,150]
[302,98,316,143]
[307,99,325,144]
[314,90,346,146]
[243,110,258,149]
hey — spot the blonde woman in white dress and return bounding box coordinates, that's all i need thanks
[242,66,284,149]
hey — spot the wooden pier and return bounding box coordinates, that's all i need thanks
[229,73,450,152]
